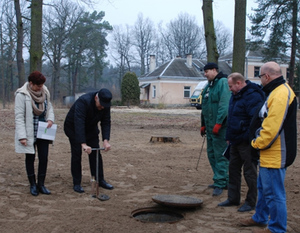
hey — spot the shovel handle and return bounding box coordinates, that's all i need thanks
[196,135,206,170]
[91,148,103,198]
[91,148,105,151]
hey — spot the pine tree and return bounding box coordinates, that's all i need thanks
[249,0,299,87]
[121,72,140,107]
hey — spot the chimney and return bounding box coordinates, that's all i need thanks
[149,55,156,73]
[186,54,192,68]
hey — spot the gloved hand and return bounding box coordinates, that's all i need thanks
[200,126,206,137]
[212,124,222,135]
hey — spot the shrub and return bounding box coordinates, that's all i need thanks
[121,72,140,107]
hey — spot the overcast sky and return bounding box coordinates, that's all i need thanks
[93,0,258,35]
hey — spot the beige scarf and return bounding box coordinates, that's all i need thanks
[27,83,46,116]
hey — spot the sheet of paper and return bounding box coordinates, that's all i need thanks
[37,121,57,141]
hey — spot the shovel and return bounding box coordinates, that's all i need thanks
[91,148,110,201]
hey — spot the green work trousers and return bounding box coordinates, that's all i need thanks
[206,127,229,188]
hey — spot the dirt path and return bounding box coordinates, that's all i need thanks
[0,107,299,233]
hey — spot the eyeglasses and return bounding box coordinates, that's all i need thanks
[258,73,266,79]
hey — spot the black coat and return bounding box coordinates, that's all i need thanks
[226,81,265,145]
[64,92,111,144]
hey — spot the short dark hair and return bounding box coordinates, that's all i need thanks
[28,71,46,85]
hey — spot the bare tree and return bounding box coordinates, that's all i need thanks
[110,25,133,87]
[1,0,17,101]
[215,20,232,57]
[43,0,83,100]
[151,31,171,68]
[0,0,17,107]
[202,0,219,63]
[0,12,5,108]
[132,13,155,75]
[14,0,25,87]
[30,0,43,72]
[163,13,204,58]
[158,23,176,60]
[289,0,297,88]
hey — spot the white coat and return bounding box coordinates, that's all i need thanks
[14,82,55,154]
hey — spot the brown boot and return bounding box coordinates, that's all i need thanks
[239,218,267,227]
[252,228,272,233]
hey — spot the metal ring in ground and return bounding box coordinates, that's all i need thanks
[131,207,184,223]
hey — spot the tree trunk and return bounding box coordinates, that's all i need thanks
[14,0,25,87]
[232,0,246,74]
[8,21,14,98]
[72,60,79,96]
[67,58,72,96]
[52,58,61,101]
[93,61,97,88]
[202,0,219,63]
[288,0,297,88]
[0,22,5,108]
[141,54,145,75]
[30,0,43,72]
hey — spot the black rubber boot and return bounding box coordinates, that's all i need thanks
[28,175,39,196]
[37,175,51,195]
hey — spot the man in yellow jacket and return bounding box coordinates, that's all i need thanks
[240,61,297,233]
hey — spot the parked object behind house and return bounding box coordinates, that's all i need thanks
[190,81,208,109]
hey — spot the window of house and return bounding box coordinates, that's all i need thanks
[152,85,156,98]
[254,66,260,77]
[184,86,191,98]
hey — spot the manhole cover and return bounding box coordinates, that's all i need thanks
[152,194,203,208]
[131,207,184,223]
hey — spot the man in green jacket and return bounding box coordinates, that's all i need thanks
[200,62,231,196]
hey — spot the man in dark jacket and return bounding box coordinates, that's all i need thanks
[218,73,265,212]
[64,88,113,193]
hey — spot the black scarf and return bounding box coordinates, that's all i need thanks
[262,76,285,96]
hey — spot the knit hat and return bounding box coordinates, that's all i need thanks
[203,62,218,71]
[98,88,112,108]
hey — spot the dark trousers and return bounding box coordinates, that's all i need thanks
[228,141,257,207]
[68,137,104,186]
[25,139,49,176]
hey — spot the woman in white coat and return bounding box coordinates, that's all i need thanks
[15,71,55,196]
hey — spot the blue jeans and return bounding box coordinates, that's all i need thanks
[252,167,287,233]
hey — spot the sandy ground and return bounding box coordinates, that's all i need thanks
[0,106,299,233]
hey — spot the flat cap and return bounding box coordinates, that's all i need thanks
[98,88,112,108]
[203,62,218,71]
